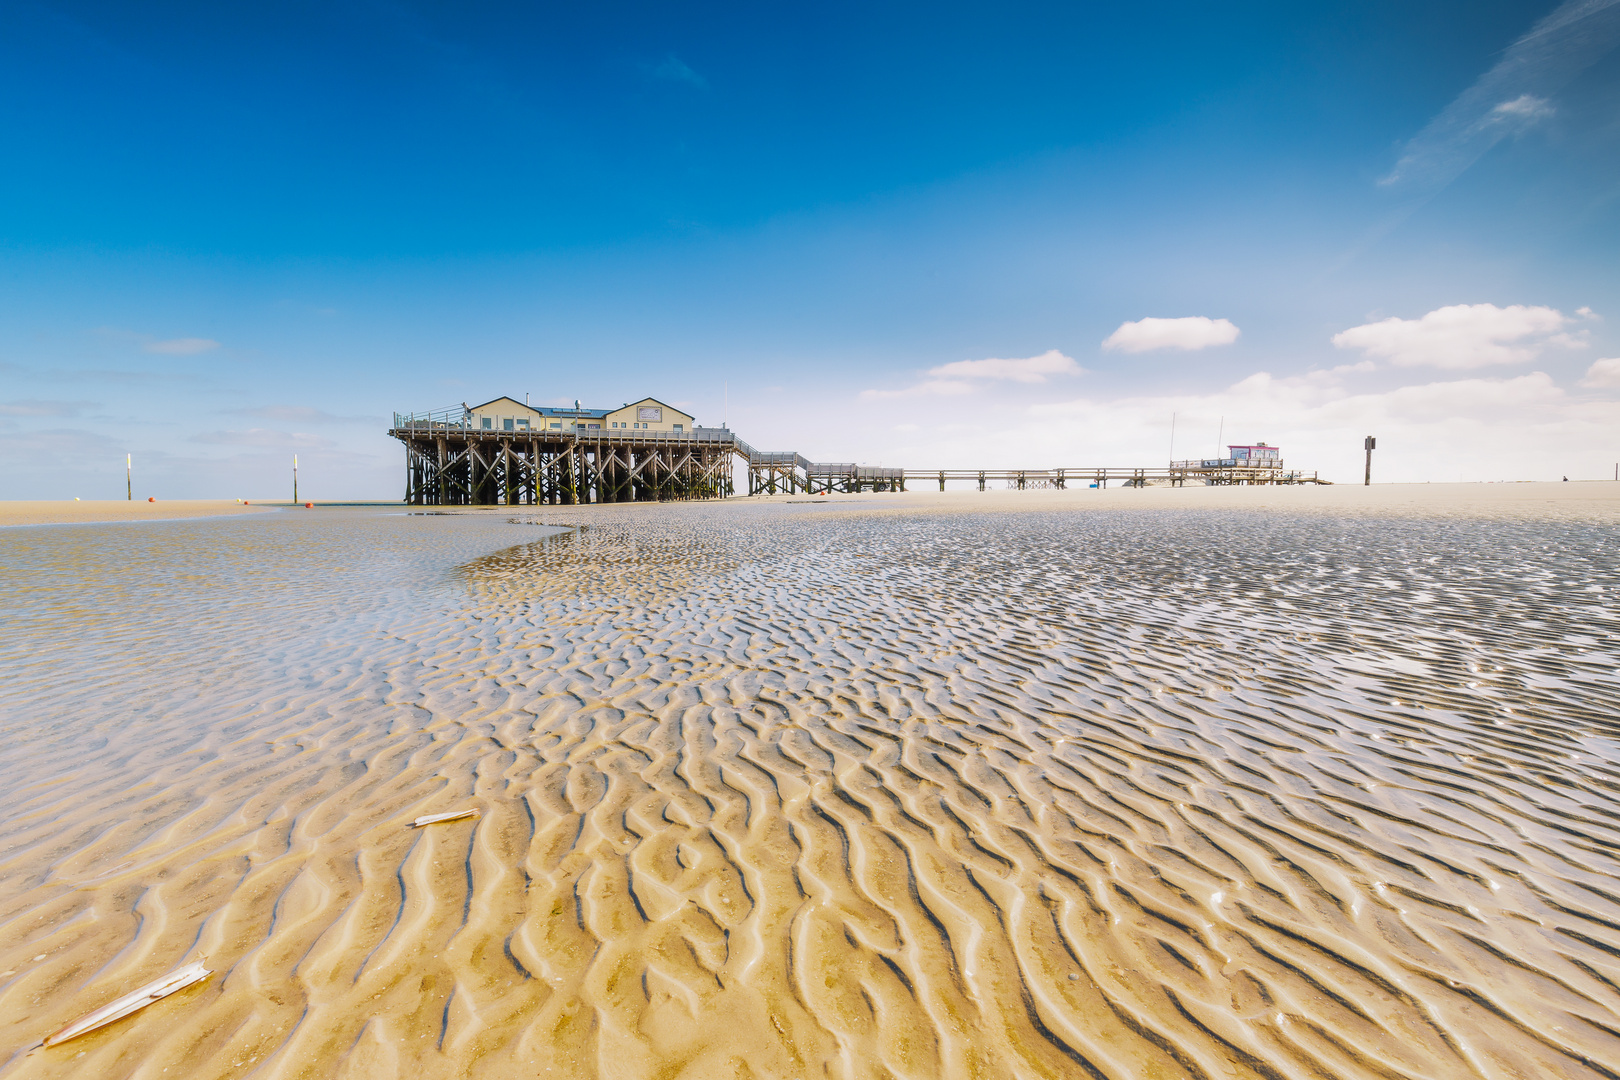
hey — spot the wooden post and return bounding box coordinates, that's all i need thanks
[436,437,448,505]
[293,454,298,504]
[126,454,131,501]
[1363,435,1376,486]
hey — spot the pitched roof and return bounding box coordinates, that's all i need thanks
[469,396,534,412]
[616,396,693,418]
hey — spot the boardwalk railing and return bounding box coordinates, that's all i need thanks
[901,465,1325,489]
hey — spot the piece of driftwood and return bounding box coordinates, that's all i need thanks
[44,961,212,1048]
[410,809,480,828]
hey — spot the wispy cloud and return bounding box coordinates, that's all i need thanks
[651,54,706,86]
[190,429,335,449]
[927,349,1081,383]
[0,399,99,417]
[1102,317,1239,353]
[1381,0,1620,196]
[861,349,1080,399]
[231,405,373,424]
[1332,303,1586,369]
[144,337,221,355]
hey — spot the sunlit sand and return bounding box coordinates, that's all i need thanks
[2,491,1617,1078]
[0,500,275,528]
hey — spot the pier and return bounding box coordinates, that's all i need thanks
[390,405,738,505]
[389,402,1326,504]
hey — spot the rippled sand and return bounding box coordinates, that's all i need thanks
[2,497,1619,1079]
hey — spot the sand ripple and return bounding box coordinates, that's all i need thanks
[1,504,1619,1079]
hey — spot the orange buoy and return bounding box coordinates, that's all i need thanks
[304,502,312,509]
[148,496,155,502]
[243,500,249,505]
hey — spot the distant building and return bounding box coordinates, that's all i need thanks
[1202,443,1281,468]
[1165,441,1320,485]
[466,396,696,434]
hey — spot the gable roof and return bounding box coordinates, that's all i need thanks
[469,396,536,413]
[614,396,693,419]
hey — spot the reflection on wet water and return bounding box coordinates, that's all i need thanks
[1,504,1618,1079]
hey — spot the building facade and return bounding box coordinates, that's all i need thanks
[465,396,695,435]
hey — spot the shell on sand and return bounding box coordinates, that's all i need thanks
[43,962,212,1047]
[409,808,480,828]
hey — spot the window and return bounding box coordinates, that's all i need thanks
[550,423,561,430]
[503,418,514,431]
[481,416,492,429]
[517,418,529,429]
[588,423,600,430]
[673,423,683,431]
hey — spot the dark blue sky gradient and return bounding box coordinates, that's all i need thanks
[0,1,1558,254]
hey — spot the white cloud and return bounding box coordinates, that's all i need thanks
[144,337,221,355]
[927,349,1081,383]
[1332,303,1583,369]
[1490,93,1554,121]
[1101,317,1240,353]
[1581,358,1620,389]
[1011,366,1615,481]
[859,379,973,401]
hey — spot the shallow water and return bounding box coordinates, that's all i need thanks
[2,503,1619,1079]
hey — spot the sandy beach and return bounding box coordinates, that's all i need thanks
[0,500,277,528]
[2,493,1618,1078]
[733,478,1620,521]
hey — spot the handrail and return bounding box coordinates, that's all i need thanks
[389,419,739,443]
[393,405,472,428]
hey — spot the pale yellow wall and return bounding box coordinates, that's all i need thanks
[603,398,694,432]
[468,398,544,431]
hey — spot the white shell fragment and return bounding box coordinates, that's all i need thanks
[410,808,480,828]
[44,961,212,1048]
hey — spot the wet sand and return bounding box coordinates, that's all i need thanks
[2,495,1619,1078]
[0,501,275,528]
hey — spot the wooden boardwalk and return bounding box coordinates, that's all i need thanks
[907,465,1328,490]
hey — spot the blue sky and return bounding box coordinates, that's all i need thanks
[3,0,1618,497]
